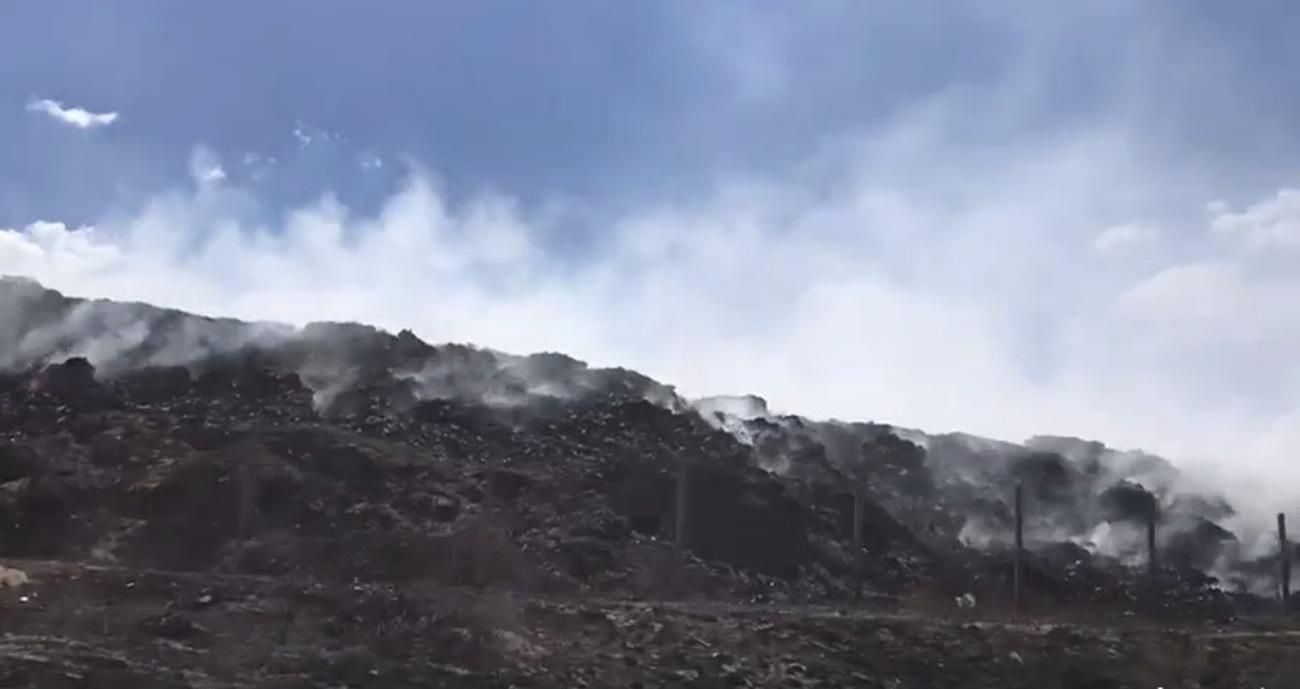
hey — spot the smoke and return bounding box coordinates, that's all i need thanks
[2,156,1299,517]
[0,274,294,376]
[4,71,1300,536]
[0,274,687,426]
[2,162,1294,583]
[693,395,773,445]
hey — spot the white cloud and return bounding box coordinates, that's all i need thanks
[26,98,119,129]
[188,146,227,186]
[1116,263,1241,323]
[240,152,277,182]
[199,167,227,184]
[1092,221,1159,253]
[0,221,121,278]
[1209,188,1300,250]
[292,121,342,148]
[242,152,277,167]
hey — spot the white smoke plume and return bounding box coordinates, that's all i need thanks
[3,105,1300,533]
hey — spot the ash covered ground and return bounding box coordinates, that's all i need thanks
[1,275,1297,687]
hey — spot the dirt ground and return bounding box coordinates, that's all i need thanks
[3,559,1298,688]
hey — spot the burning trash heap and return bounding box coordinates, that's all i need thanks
[0,275,1294,619]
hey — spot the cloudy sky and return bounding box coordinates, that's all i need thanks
[5,1,1300,510]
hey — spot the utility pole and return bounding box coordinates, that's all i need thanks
[236,460,255,540]
[1280,513,1291,605]
[1146,505,1158,575]
[852,486,865,600]
[673,454,688,594]
[1013,483,1023,610]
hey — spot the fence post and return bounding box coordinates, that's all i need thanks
[236,460,255,540]
[673,454,688,593]
[1013,483,1023,610]
[1280,513,1291,605]
[852,486,865,600]
[1147,506,1158,574]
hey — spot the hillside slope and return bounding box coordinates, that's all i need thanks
[1,276,1296,687]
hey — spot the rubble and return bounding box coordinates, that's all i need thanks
[0,565,28,587]
[0,277,1296,686]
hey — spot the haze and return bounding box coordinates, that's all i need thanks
[3,1,1300,515]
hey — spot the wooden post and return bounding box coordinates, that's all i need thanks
[1280,513,1291,605]
[277,598,294,646]
[236,460,255,540]
[1013,483,1023,610]
[1147,507,1157,574]
[673,454,688,592]
[852,487,865,600]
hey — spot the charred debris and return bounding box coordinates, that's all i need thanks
[0,276,1294,621]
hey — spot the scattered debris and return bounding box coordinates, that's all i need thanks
[0,565,30,587]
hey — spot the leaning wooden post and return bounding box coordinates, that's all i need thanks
[673,454,688,594]
[236,460,255,540]
[852,486,865,600]
[1279,513,1291,605]
[1146,505,1158,574]
[277,597,294,646]
[1013,483,1024,610]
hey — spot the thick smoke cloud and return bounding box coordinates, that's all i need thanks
[5,1,1300,536]
[4,125,1300,530]
[8,272,1279,590]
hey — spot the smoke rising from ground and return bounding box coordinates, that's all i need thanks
[5,64,1300,533]
[2,146,1299,522]
[0,270,1286,590]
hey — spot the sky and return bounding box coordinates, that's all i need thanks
[5,1,1300,513]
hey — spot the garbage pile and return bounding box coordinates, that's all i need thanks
[0,350,942,605]
[0,277,1282,618]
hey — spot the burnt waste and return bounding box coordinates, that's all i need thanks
[0,275,1293,620]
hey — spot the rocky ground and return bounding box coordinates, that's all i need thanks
[3,560,1299,688]
[0,278,1297,686]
